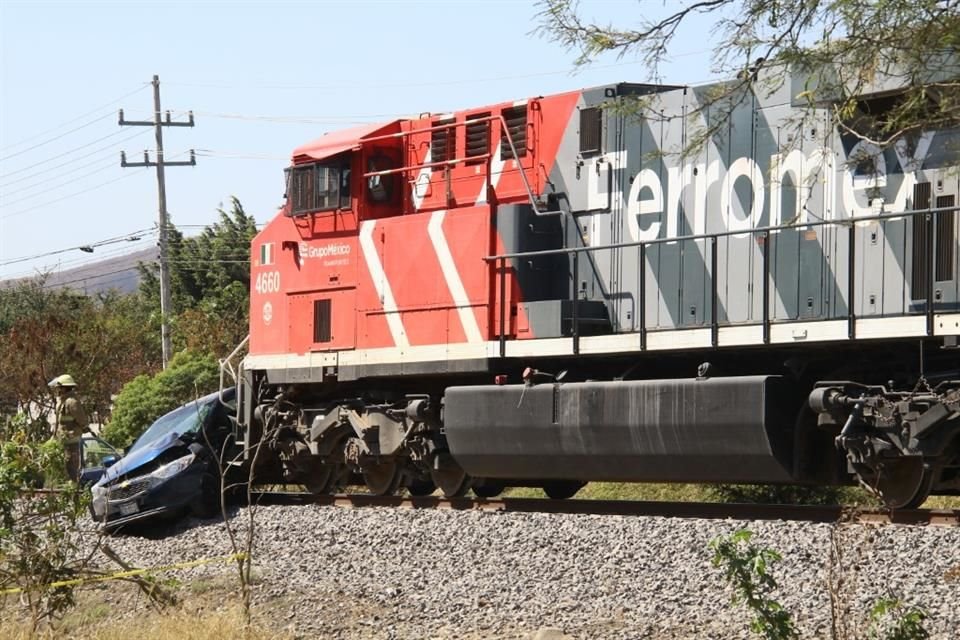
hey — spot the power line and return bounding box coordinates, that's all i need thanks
[176,222,267,229]
[39,266,141,291]
[1,155,115,195]
[0,165,151,220]
[0,112,116,162]
[0,238,159,280]
[0,228,155,267]
[166,259,251,264]
[0,215,260,280]
[0,159,119,207]
[0,128,137,179]
[163,58,660,91]
[45,240,157,273]
[0,128,150,189]
[194,149,288,161]
[192,111,390,124]
[0,84,149,152]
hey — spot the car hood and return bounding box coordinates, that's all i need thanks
[98,431,184,485]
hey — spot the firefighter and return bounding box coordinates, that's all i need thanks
[48,374,89,482]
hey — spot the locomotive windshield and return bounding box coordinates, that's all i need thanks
[286,159,351,215]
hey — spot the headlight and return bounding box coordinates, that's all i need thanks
[91,484,106,500]
[151,453,196,482]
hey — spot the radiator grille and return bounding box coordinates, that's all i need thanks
[936,194,956,282]
[911,182,932,299]
[314,298,331,343]
[579,107,602,155]
[107,479,151,502]
[500,106,527,160]
[431,118,454,165]
[465,113,489,163]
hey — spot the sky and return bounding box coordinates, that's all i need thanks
[0,0,723,280]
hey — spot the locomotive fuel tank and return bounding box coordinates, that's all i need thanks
[443,375,800,484]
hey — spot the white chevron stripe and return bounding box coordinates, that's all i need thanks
[428,210,484,343]
[411,147,432,211]
[476,144,506,205]
[359,220,409,348]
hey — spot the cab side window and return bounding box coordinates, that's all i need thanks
[366,153,398,204]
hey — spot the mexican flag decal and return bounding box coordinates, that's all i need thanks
[259,242,275,266]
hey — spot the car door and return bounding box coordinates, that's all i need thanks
[79,435,121,486]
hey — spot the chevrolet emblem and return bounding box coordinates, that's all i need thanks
[120,480,130,489]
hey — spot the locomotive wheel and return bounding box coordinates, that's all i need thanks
[867,457,935,510]
[302,465,335,494]
[472,480,505,499]
[431,465,470,497]
[543,481,585,500]
[363,459,402,496]
[407,479,436,497]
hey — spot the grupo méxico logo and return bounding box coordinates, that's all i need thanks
[299,242,351,259]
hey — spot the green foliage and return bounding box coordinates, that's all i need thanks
[537,0,960,155]
[506,481,881,505]
[506,482,709,501]
[0,280,159,423]
[868,597,930,640]
[706,483,881,506]
[138,197,256,356]
[710,529,798,640]
[0,433,90,632]
[101,350,220,449]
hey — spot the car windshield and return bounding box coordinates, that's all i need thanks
[128,399,215,453]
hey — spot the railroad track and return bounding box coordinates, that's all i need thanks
[249,492,960,527]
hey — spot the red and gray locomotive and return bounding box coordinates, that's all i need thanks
[235,70,960,508]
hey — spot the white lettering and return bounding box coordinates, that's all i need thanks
[664,165,682,242]
[842,139,886,218]
[721,156,765,237]
[298,242,352,260]
[255,271,281,295]
[769,149,804,228]
[890,132,934,210]
[626,168,663,242]
[598,135,931,242]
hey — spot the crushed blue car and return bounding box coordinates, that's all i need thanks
[89,388,238,531]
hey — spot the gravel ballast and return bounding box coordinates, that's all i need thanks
[101,505,960,639]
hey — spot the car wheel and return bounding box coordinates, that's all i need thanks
[191,472,221,518]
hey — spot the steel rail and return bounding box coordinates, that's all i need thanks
[248,492,960,527]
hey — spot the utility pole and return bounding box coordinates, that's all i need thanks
[119,74,196,368]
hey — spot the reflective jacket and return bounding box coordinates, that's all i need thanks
[56,395,88,442]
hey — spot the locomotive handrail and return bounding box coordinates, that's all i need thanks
[487,202,959,357]
[484,203,960,261]
[362,154,491,177]
[354,114,554,217]
[219,334,249,402]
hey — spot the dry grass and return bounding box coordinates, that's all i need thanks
[921,494,960,509]
[0,605,290,640]
[0,609,292,640]
[508,482,960,507]
[1,578,289,640]
[505,482,708,501]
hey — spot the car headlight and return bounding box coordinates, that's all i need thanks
[91,483,107,500]
[151,453,196,482]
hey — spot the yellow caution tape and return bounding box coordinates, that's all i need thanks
[0,552,247,595]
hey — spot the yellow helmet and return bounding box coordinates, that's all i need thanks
[48,374,77,388]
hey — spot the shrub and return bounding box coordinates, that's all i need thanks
[101,350,219,449]
[710,529,798,640]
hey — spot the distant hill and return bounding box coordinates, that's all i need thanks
[1,247,159,295]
